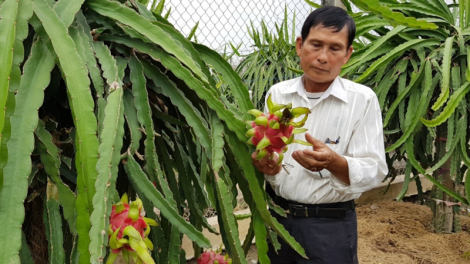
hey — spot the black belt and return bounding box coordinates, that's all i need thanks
[272,194,355,219]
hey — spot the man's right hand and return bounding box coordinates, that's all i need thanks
[251,151,282,175]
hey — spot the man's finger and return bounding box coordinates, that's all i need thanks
[305,133,315,144]
[269,152,279,163]
[294,150,328,170]
[266,163,282,175]
[252,150,268,164]
[257,151,272,165]
[293,151,312,170]
[302,149,327,161]
[267,159,278,167]
[305,133,323,149]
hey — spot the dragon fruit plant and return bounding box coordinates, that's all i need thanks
[106,194,158,264]
[197,249,232,264]
[246,94,312,164]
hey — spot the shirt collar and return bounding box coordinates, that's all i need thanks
[280,76,348,104]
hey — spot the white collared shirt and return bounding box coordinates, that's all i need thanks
[264,76,388,204]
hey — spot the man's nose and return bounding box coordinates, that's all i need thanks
[317,49,328,64]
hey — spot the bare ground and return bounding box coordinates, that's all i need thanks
[189,200,470,264]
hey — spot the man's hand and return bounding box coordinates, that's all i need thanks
[292,133,350,184]
[251,151,282,176]
[292,133,334,171]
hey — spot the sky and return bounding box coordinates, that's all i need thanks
[154,0,317,60]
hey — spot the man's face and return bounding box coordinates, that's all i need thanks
[296,25,353,87]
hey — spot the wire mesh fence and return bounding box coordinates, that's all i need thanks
[156,0,320,108]
[151,1,367,110]
[160,0,316,62]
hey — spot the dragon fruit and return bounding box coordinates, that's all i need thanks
[246,94,312,164]
[106,193,158,264]
[197,249,232,264]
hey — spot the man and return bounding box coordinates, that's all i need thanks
[251,6,388,264]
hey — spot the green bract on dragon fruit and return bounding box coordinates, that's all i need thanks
[107,194,158,264]
[246,94,312,164]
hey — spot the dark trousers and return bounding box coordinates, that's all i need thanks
[267,209,358,264]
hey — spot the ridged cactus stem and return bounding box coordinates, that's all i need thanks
[33,2,100,263]
[35,120,77,234]
[45,180,65,264]
[89,41,126,263]
[213,170,247,264]
[0,35,53,264]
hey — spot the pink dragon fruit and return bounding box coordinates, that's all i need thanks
[197,249,232,264]
[246,94,312,164]
[106,193,157,264]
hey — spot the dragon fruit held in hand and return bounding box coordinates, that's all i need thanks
[246,94,312,164]
[197,249,232,264]
[106,193,158,264]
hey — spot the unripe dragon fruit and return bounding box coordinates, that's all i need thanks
[246,94,312,164]
[197,249,232,264]
[106,193,158,264]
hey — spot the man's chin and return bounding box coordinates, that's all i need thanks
[304,74,333,84]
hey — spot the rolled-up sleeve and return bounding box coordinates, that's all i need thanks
[329,94,388,194]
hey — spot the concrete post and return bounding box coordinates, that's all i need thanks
[321,0,346,9]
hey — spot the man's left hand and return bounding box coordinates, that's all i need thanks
[292,133,334,172]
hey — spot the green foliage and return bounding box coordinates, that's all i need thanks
[340,0,470,207]
[213,173,247,264]
[89,41,126,262]
[0,0,32,148]
[233,7,303,109]
[0,0,305,263]
[35,120,77,233]
[349,0,439,29]
[44,180,65,264]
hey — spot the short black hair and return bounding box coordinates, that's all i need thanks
[301,6,356,48]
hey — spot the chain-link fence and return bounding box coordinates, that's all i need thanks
[156,0,320,108]
[160,0,316,64]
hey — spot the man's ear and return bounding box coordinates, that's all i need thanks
[296,36,303,57]
[343,45,354,64]
[347,45,354,55]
